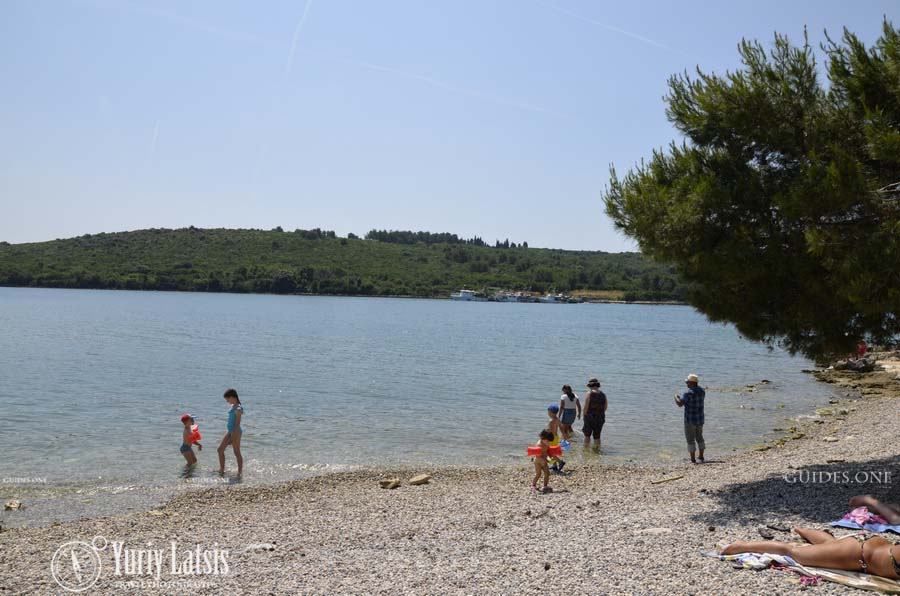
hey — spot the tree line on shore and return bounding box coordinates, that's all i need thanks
[0,227,685,300]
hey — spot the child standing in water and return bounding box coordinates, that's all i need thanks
[546,404,566,473]
[179,413,202,465]
[218,388,244,475]
[559,385,581,440]
[531,430,554,493]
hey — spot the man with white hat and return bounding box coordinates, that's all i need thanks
[674,373,706,464]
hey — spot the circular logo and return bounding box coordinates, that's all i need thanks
[50,540,102,592]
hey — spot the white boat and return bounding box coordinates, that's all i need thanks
[450,289,487,301]
[494,292,520,302]
[538,293,567,303]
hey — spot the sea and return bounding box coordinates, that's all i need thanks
[0,287,836,525]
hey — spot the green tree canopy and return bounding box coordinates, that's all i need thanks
[604,21,900,359]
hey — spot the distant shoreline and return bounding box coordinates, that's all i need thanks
[0,227,685,303]
[0,284,688,305]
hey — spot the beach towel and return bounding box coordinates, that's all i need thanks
[832,507,900,535]
[703,551,900,593]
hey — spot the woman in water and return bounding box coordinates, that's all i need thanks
[581,378,607,449]
[721,527,900,580]
[558,384,581,440]
[218,388,244,475]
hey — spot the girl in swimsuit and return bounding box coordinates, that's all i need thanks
[217,388,244,476]
[558,385,581,441]
[721,527,900,579]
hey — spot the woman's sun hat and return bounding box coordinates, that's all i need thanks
[586,378,600,388]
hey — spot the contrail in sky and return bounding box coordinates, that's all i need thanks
[143,119,160,177]
[85,0,278,47]
[283,0,313,81]
[149,119,160,160]
[329,55,567,118]
[85,0,564,119]
[252,0,314,186]
[532,0,695,59]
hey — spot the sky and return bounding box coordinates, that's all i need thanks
[1,0,897,251]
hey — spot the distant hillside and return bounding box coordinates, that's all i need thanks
[0,228,685,300]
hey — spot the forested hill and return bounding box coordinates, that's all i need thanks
[0,228,684,300]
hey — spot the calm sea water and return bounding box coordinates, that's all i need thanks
[0,288,834,518]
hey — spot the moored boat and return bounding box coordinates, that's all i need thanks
[450,289,487,301]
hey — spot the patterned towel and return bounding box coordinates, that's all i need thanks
[832,507,900,534]
[704,551,900,593]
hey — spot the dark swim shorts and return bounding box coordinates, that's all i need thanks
[582,415,605,439]
[180,443,192,453]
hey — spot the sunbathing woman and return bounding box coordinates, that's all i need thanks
[721,527,900,579]
[850,495,900,525]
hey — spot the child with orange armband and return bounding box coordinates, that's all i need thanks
[531,430,554,493]
[180,413,203,465]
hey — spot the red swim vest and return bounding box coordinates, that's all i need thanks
[526,445,562,457]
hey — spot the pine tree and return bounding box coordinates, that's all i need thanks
[604,21,900,359]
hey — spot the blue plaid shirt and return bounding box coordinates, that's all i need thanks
[681,386,705,426]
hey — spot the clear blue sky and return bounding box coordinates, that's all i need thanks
[1,0,896,251]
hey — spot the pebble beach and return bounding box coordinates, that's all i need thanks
[1,360,898,595]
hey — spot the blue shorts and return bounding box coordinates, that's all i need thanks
[180,443,192,454]
[561,409,577,425]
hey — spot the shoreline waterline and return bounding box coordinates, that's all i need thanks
[1,287,829,492]
[0,283,689,305]
[0,361,852,530]
[1,362,896,594]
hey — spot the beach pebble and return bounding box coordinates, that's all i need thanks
[823,437,839,442]
[244,543,276,552]
[4,500,23,511]
[379,478,401,489]
[409,474,432,486]
[637,527,672,536]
